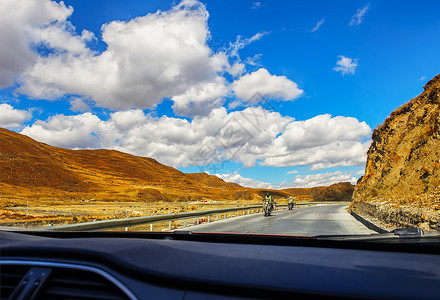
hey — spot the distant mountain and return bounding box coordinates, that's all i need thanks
[351,74,440,231]
[185,173,242,188]
[283,182,355,202]
[0,128,242,202]
[0,128,354,203]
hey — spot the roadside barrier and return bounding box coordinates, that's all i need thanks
[41,201,347,232]
[42,205,284,231]
[350,211,389,233]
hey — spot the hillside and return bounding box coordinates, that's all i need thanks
[0,128,356,227]
[283,182,355,202]
[0,128,244,202]
[0,128,355,205]
[351,74,440,231]
[185,173,242,189]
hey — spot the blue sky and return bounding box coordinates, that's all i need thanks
[1,0,439,188]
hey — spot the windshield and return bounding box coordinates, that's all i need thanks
[0,0,439,237]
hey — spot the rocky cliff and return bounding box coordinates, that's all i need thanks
[351,74,440,231]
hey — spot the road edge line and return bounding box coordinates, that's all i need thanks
[350,211,389,233]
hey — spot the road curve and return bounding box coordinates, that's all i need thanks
[180,204,375,236]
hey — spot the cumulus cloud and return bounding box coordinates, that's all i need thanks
[0,0,72,87]
[171,77,229,116]
[21,108,371,171]
[8,0,228,116]
[1,0,303,118]
[29,19,92,56]
[349,4,370,26]
[0,104,32,128]
[2,0,297,118]
[284,171,358,188]
[261,114,371,170]
[232,68,303,103]
[70,97,91,112]
[80,29,97,43]
[215,172,276,189]
[216,170,357,189]
[333,55,358,75]
[309,18,325,32]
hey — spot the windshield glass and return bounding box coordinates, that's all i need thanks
[0,0,439,236]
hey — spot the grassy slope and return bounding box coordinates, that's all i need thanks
[1,128,354,203]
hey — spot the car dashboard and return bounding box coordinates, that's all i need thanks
[1,230,440,300]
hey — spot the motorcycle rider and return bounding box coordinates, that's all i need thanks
[288,196,294,210]
[264,192,272,208]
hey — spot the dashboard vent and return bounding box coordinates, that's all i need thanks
[0,265,30,300]
[39,267,130,300]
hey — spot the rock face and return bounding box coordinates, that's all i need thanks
[351,74,440,231]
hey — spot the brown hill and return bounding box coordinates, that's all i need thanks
[1,128,354,206]
[0,128,243,202]
[283,182,355,201]
[185,173,242,188]
[351,74,440,231]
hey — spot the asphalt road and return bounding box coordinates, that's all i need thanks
[181,204,376,236]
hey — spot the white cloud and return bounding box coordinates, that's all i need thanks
[287,170,298,174]
[215,172,276,189]
[261,114,371,170]
[70,97,91,112]
[80,29,97,42]
[220,33,269,78]
[227,100,242,110]
[171,77,229,116]
[277,114,371,149]
[244,54,263,67]
[0,0,72,87]
[333,55,358,75]
[2,0,301,118]
[20,108,371,171]
[216,170,357,189]
[349,4,370,26]
[355,169,365,176]
[252,2,262,9]
[111,109,148,132]
[11,0,229,116]
[232,68,303,103]
[0,104,32,128]
[284,171,357,188]
[21,112,106,149]
[227,32,269,60]
[309,18,325,32]
[29,19,92,56]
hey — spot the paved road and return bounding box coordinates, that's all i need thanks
[181,204,375,236]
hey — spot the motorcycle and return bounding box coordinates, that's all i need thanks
[263,201,272,217]
[288,201,294,210]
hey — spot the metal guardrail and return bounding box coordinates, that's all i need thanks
[43,205,288,232]
[41,201,347,232]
